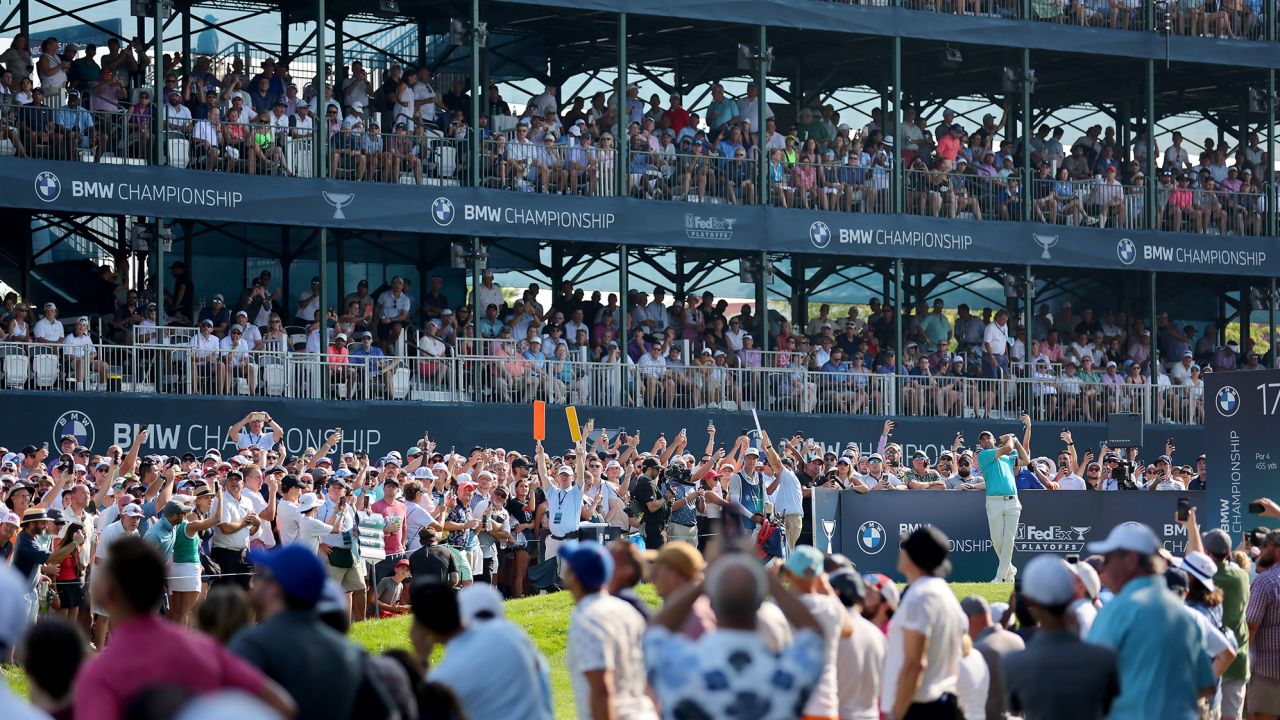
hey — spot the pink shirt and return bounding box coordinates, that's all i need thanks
[75,615,267,720]
[371,498,407,554]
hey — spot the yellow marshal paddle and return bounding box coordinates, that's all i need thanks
[566,406,582,443]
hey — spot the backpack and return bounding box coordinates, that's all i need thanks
[755,515,787,560]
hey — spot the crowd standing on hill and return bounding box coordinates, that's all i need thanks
[0,409,1278,720]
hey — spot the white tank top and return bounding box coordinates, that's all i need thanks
[40,53,67,90]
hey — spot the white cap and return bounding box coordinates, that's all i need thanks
[0,565,31,653]
[1020,555,1077,606]
[990,601,1010,625]
[1177,551,1218,592]
[605,460,622,470]
[1086,522,1160,556]
[1071,561,1101,600]
[121,503,144,517]
[744,447,760,457]
[557,465,574,476]
[0,511,18,526]
[296,492,322,513]
[413,467,435,480]
[458,583,505,625]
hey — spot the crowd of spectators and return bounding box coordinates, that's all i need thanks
[2,37,1273,237]
[1,263,1268,424]
[2,410,1279,720]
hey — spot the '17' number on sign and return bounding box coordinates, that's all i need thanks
[1258,383,1280,415]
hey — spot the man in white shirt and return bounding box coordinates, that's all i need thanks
[760,444,803,551]
[377,276,411,349]
[983,309,1011,372]
[783,546,852,720]
[33,302,65,343]
[274,474,306,545]
[561,541,658,720]
[290,103,314,138]
[210,470,259,590]
[473,270,505,313]
[190,107,223,170]
[163,89,193,133]
[189,319,226,393]
[883,526,967,720]
[412,67,445,128]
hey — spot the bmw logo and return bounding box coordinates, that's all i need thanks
[52,410,95,449]
[34,171,61,202]
[809,221,831,249]
[1117,238,1137,265]
[858,520,887,555]
[431,197,456,226]
[1215,386,1240,417]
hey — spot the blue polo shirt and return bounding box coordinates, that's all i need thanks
[142,515,178,561]
[977,448,1017,496]
[1087,574,1214,720]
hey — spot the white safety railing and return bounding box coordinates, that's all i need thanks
[0,340,1200,424]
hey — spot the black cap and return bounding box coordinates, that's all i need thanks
[900,526,952,577]
[511,458,530,470]
[828,571,866,607]
[281,475,304,491]
[641,458,660,470]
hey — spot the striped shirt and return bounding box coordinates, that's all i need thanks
[1247,565,1280,679]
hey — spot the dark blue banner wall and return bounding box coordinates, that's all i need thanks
[1204,368,1280,535]
[823,489,1205,581]
[5,391,1206,462]
[4,158,1276,276]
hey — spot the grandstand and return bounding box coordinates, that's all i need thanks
[0,0,1275,460]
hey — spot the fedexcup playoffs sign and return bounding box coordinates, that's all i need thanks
[1204,368,1280,535]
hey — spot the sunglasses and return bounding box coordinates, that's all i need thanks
[868,459,883,465]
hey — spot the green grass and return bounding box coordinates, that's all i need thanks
[5,582,1006,718]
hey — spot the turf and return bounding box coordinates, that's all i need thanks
[3,582,1010,717]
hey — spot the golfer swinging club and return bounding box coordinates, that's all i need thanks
[976,413,1031,583]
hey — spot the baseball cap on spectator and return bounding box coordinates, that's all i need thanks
[557,541,614,592]
[281,475,305,492]
[1021,554,1077,606]
[900,526,952,577]
[863,573,900,609]
[744,447,761,458]
[1165,566,1191,595]
[1202,528,1232,556]
[960,594,990,617]
[1086,522,1159,555]
[458,583,505,624]
[784,545,825,578]
[162,497,194,517]
[651,541,704,579]
[1176,551,1217,592]
[121,503,144,517]
[249,544,327,608]
[412,467,435,481]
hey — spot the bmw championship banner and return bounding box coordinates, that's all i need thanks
[1204,368,1280,535]
[833,490,1202,581]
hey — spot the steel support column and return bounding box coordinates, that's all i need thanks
[757,25,768,204]
[1024,266,1034,362]
[1148,271,1157,422]
[318,228,328,352]
[333,17,345,114]
[181,9,191,75]
[335,230,345,302]
[894,259,904,354]
[156,219,165,323]
[1146,60,1157,228]
[1020,48,1032,221]
[1269,69,1276,237]
[615,13,628,195]
[619,246,629,399]
[20,214,32,302]
[471,0,482,185]
[152,0,165,165]
[790,254,805,335]
[314,2,327,178]
[757,252,769,354]
[892,37,902,214]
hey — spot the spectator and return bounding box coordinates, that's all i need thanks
[1004,555,1120,720]
[646,551,825,720]
[74,537,295,720]
[1246,528,1280,719]
[231,544,395,718]
[884,525,968,720]
[1085,523,1216,719]
[962,593,1025,720]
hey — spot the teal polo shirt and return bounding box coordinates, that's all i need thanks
[142,515,178,562]
[977,448,1017,497]
[1087,574,1215,720]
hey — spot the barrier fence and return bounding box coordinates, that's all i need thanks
[0,340,1201,424]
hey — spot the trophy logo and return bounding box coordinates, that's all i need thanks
[322,192,355,220]
[821,519,836,554]
[1032,233,1058,259]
